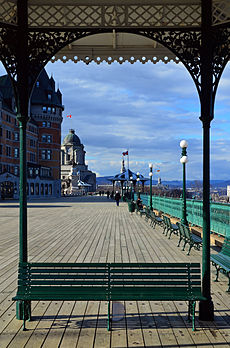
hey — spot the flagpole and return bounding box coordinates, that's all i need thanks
[127,150,129,170]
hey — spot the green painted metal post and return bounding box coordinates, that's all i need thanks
[15,0,31,323]
[149,164,153,210]
[199,0,214,321]
[180,145,188,226]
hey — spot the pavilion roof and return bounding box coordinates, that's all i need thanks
[109,169,148,182]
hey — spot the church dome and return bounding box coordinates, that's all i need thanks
[63,129,81,146]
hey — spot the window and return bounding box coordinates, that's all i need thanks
[14,148,19,158]
[6,130,11,139]
[35,183,39,195]
[0,126,2,136]
[47,107,51,113]
[6,146,11,157]
[29,153,35,162]
[48,93,51,100]
[52,107,56,114]
[14,132,19,141]
[45,184,48,195]
[0,144,2,155]
[41,135,52,143]
[36,81,40,87]
[43,106,47,113]
[30,139,36,147]
[47,121,51,127]
[41,149,52,160]
[49,184,52,195]
[30,183,34,195]
[6,114,11,123]
[6,164,11,172]
[15,119,19,127]
[47,149,51,160]
[42,121,47,127]
[14,166,19,176]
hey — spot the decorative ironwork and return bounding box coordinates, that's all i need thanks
[0,27,17,80]
[213,1,230,25]
[0,0,17,25]
[212,27,230,98]
[27,3,201,28]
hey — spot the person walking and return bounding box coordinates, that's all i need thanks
[115,191,121,206]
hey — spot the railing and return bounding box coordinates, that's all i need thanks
[134,194,230,238]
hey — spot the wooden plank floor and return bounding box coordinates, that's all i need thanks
[0,196,230,348]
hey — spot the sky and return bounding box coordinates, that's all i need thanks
[1,59,230,181]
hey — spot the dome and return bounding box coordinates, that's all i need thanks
[63,129,81,146]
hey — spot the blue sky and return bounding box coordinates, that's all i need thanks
[1,60,230,180]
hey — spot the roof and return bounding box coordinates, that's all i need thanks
[63,129,81,146]
[109,169,148,182]
[30,69,63,108]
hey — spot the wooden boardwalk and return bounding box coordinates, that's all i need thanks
[0,196,230,348]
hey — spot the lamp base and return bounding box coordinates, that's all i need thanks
[199,299,214,321]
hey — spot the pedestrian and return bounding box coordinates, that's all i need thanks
[106,190,110,199]
[115,191,121,206]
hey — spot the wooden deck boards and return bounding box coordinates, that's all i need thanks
[0,196,230,348]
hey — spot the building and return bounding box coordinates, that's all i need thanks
[61,129,96,195]
[0,70,64,199]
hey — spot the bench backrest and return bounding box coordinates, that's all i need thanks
[177,222,186,238]
[181,224,191,240]
[18,262,201,292]
[17,262,108,295]
[109,263,201,292]
[221,237,230,257]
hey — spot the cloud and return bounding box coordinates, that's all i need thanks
[1,59,230,180]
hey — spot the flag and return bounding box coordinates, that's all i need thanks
[156,169,160,172]
[122,151,128,156]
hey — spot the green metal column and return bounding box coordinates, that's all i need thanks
[199,0,214,321]
[16,0,29,264]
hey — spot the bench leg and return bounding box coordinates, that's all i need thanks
[188,301,192,322]
[16,300,31,331]
[182,241,187,251]
[227,275,230,293]
[187,244,193,256]
[107,300,111,331]
[177,237,182,247]
[213,266,220,282]
[192,301,196,331]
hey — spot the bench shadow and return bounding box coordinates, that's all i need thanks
[32,312,230,330]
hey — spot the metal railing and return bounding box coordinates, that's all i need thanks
[134,193,230,237]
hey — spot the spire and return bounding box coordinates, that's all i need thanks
[120,158,126,173]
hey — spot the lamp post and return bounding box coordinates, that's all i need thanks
[149,163,153,210]
[137,172,140,199]
[130,176,133,200]
[180,140,188,226]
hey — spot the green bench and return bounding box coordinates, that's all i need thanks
[13,262,204,331]
[149,210,163,228]
[211,236,230,292]
[177,223,202,255]
[163,215,179,239]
